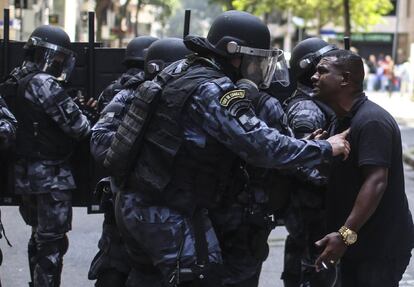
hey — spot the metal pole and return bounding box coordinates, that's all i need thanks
[392,0,400,63]
[3,8,10,78]
[88,11,95,100]
[183,9,191,38]
[19,0,23,40]
[298,27,303,42]
[343,36,351,50]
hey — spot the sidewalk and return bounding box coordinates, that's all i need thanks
[368,91,414,125]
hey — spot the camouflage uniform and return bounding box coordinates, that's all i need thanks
[97,68,144,112]
[11,62,90,287]
[211,90,293,287]
[89,71,144,287]
[111,58,333,287]
[282,83,338,287]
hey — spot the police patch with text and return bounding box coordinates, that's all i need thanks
[219,89,260,132]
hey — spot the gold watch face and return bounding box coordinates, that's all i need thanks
[346,232,358,244]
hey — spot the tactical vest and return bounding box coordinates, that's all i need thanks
[14,74,74,160]
[284,90,336,135]
[122,58,238,215]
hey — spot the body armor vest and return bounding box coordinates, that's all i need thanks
[121,58,238,215]
[284,90,336,135]
[15,75,74,160]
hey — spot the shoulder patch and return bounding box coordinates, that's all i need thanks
[219,89,246,107]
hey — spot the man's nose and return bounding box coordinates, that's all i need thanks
[311,73,319,83]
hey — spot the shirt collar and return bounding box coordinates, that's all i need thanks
[335,92,367,132]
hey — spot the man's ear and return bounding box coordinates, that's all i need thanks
[340,71,351,86]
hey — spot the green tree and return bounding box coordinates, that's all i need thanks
[208,0,235,11]
[232,0,393,35]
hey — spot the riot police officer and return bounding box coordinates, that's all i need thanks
[9,25,91,287]
[108,10,350,287]
[282,38,340,287]
[211,79,294,287]
[97,36,158,111]
[90,37,191,287]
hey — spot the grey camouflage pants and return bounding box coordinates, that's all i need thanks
[19,191,72,287]
[115,192,222,286]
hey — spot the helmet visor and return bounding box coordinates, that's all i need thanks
[240,49,289,89]
[36,48,76,81]
[28,37,76,81]
[271,50,290,87]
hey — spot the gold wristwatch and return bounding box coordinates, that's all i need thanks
[338,226,358,245]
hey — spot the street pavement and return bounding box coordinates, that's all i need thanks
[1,91,414,286]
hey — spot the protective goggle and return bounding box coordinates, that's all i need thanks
[25,37,76,81]
[227,41,289,89]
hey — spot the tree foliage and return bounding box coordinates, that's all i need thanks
[208,0,235,11]
[230,0,393,33]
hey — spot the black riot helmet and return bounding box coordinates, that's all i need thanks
[24,25,75,81]
[123,36,158,68]
[144,38,191,80]
[184,10,289,89]
[290,37,338,87]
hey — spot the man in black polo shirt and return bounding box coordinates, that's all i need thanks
[311,49,414,286]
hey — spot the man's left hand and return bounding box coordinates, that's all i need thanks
[314,232,347,271]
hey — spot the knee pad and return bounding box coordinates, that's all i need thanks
[37,235,69,273]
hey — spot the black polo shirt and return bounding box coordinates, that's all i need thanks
[327,94,414,259]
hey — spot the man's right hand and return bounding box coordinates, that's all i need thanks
[326,128,351,160]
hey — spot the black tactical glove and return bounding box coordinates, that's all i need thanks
[72,92,99,124]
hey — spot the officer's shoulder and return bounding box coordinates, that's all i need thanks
[209,76,235,92]
[290,99,322,113]
[260,92,281,106]
[28,73,64,96]
[32,72,58,82]
[31,73,62,89]
[112,89,134,104]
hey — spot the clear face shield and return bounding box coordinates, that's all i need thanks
[26,37,76,82]
[227,41,289,89]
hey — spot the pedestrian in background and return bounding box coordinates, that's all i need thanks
[366,54,378,92]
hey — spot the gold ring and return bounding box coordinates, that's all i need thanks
[330,260,335,264]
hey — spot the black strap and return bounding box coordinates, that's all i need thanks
[16,72,40,101]
[191,209,209,265]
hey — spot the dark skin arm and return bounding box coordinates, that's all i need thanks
[314,165,388,270]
